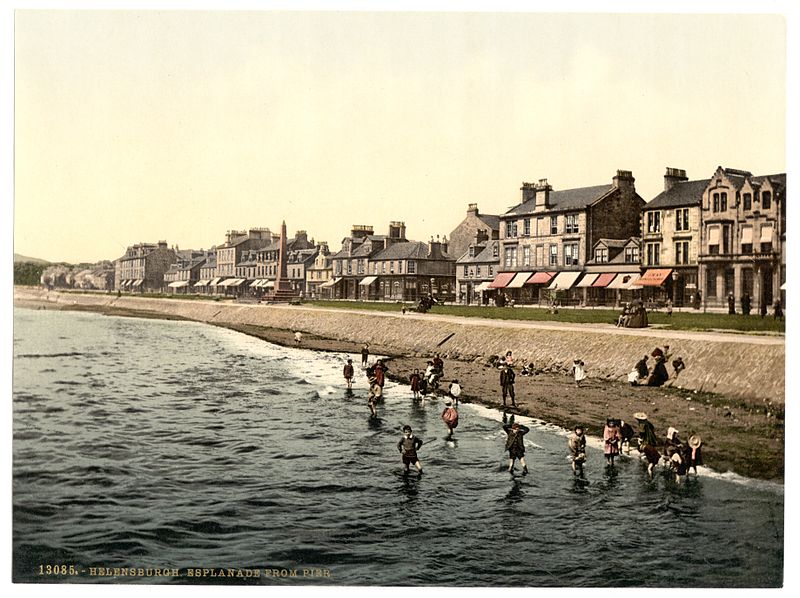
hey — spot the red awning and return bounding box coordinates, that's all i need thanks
[527,271,555,285]
[488,272,516,289]
[637,268,673,287]
[592,273,617,288]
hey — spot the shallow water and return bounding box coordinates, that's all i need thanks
[12,308,784,586]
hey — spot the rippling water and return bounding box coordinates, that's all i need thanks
[12,308,784,586]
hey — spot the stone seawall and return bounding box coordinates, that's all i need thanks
[15,288,785,404]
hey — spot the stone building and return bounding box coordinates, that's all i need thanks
[306,243,333,299]
[330,223,402,299]
[455,229,500,305]
[448,203,500,263]
[195,249,217,291]
[247,229,316,296]
[215,228,276,293]
[697,166,786,312]
[640,168,706,306]
[164,250,207,294]
[582,237,642,306]
[491,170,645,304]
[114,241,177,292]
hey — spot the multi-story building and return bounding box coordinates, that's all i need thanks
[248,230,316,296]
[582,237,642,306]
[491,170,645,304]
[697,166,786,311]
[330,224,397,299]
[448,203,500,264]
[195,249,217,291]
[306,243,333,299]
[639,168,706,305]
[287,246,319,297]
[114,241,177,292]
[164,250,207,294]
[215,228,276,293]
[359,236,455,302]
[455,229,500,305]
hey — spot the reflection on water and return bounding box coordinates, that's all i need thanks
[12,308,783,586]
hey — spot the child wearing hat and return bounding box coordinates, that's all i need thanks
[448,379,462,406]
[343,359,354,389]
[503,417,530,475]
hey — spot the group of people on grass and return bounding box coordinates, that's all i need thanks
[345,347,704,481]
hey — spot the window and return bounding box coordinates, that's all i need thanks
[624,246,639,263]
[389,261,395,274]
[523,219,531,236]
[646,242,661,266]
[488,265,493,276]
[675,241,689,265]
[504,246,517,268]
[720,192,728,211]
[743,193,752,211]
[762,191,772,210]
[522,246,531,266]
[357,260,364,274]
[565,214,579,234]
[476,265,481,277]
[469,267,474,277]
[707,226,720,255]
[550,216,558,235]
[595,248,608,263]
[347,260,352,274]
[646,211,661,233]
[706,267,717,298]
[549,244,558,266]
[712,193,719,212]
[399,261,403,274]
[506,221,518,238]
[381,262,386,274]
[675,208,690,232]
[563,243,579,266]
[722,225,731,254]
[492,244,499,258]
[407,261,416,274]
[463,265,469,277]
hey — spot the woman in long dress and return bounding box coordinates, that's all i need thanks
[603,418,621,466]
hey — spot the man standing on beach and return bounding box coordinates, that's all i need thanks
[500,364,517,408]
[398,425,423,475]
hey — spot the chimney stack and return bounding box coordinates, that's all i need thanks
[612,170,635,190]
[521,182,537,204]
[664,167,688,191]
[534,179,552,209]
[467,203,479,215]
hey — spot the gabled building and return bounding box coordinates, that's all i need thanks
[582,237,641,306]
[114,241,177,292]
[491,170,645,304]
[164,249,207,294]
[307,243,333,299]
[455,229,500,305]
[330,223,402,299]
[448,203,500,262]
[697,166,786,311]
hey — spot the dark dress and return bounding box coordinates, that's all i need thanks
[410,373,421,392]
[503,424,529,458]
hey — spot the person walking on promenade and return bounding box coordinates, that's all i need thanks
[665,298,673,317]
[448,379,462,407]
[367,374,382,418]
[410,369,422,401]
[774,298,784,321]
[398,425,423,475]
[603,418,621,466]
[727,293,736,315]
[500,364,517,408]
[343,359,355,390]
[687,435,704,475]
[361,343,370,367]
[568,425,587,475]
[572,359,587,387]
[442,400,459,440]
[503,419,529,475]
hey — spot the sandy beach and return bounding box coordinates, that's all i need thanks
[16,298,785,482]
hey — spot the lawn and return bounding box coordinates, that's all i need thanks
[306,300,785,334]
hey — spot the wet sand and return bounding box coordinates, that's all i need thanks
[15,299,785,482]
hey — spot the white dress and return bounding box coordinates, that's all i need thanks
[573,363,587,382]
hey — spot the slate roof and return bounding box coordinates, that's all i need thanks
[457,240,500,264]
[504,184,614,217]
[373,241,435,261]
[646,179,709,209]
[476,214,501,232]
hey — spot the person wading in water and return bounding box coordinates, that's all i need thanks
[503,417,529,475]
[397,425,423,475]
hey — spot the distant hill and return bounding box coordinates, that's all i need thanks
[14,253,51,264]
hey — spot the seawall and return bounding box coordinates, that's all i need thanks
[14,288,785,404]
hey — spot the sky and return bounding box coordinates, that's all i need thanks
[12,9,788,264]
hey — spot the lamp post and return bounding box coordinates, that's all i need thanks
[671,270,679,307]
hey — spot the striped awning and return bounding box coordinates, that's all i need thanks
[506,272,533,288]
[527,271,555,285]
[592,273,617,288]
[637,269,673,287]
[548,271,581,290]
[209,277,222,286]
[488,272,516,289]
[359,275,378,286]
[168,280,190,288]
[194,279,210,287]
[607,273,637,289]
[320,277,341,288]
[474,281,492,292]
[132,279,144,287]
[575,273,598,288]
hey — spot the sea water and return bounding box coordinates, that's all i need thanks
[12,308,784,586]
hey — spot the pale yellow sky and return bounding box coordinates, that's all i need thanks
[13,10,786,263]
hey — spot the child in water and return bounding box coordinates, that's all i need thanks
[367,374,382,417]
[448,379,462,406]
[568,425,587,475]
[343,359,354,389]
[503,418,530,475]
[442,400,459,440]
[397,425,423,475]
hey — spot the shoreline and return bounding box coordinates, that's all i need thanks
[14,297,785,482]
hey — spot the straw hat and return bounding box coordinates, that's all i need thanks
[634,412,648,421]
[688,435,702,448]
